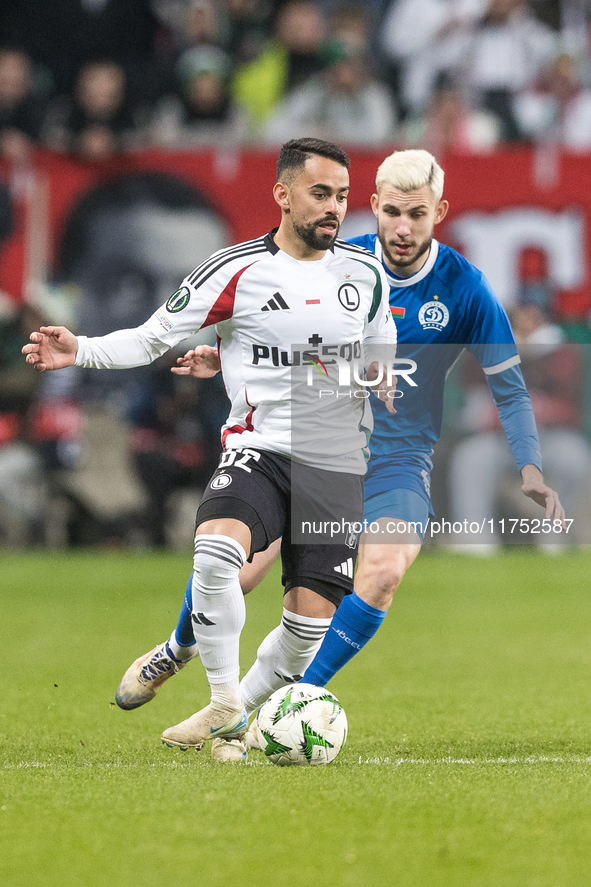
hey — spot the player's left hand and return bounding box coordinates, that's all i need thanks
[520,465,565,526]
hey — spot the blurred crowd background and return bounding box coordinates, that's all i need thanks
[1,0,591,157]
[1,0,591,550]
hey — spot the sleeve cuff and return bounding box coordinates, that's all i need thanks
[73,335,87,366]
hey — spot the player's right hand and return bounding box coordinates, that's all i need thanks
[172,345,221,378]
[22,326,78,371]
[367,360,397,414]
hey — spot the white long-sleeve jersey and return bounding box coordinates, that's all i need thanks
[75,231,396,474]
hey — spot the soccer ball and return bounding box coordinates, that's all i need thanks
[255,682,348,766]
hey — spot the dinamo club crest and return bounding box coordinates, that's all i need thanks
[418,300,449,331]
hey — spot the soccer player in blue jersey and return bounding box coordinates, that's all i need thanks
[302,148,564,687]
[115,149,564,756]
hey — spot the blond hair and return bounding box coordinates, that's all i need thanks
[375,149,444,202]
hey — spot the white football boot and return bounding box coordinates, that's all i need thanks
[211,737,248,763]
[211,714,260,760]
[161,702,248,750]
[116,642,195,710]
[244,717,262,750]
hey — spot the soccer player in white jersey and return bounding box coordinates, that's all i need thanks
[23,137,396,760]
[121,149,564,753]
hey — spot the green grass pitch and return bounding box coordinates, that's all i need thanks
[2,548,591,887]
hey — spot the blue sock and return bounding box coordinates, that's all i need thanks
[302,592,387,686]
[174,573,196,647]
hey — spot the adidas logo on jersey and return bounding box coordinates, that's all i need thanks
[333,558,354,578]
[261,292,289,311]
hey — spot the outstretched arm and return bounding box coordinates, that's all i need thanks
[22,326,78,371]
[172,344,221,378]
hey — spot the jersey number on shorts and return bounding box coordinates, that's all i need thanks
[218,448,261,474]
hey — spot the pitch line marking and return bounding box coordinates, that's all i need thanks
[5,755,591,771]
[357,756,591,765]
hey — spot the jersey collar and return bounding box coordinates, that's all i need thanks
[264,229,280,254]
[376,238,440,288]
[264,227,336,257]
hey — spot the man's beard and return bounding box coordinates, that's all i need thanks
[294,216,340,251]
[379,226,432,272]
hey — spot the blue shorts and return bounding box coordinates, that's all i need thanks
[363,487,429,543]
[364,453,434,512]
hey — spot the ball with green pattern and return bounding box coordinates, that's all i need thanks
[255,683,348,766]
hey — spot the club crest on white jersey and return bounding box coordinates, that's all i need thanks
[338,283,360,311]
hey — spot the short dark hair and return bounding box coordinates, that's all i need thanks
[276,138,350,183]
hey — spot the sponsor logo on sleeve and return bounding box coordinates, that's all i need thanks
[155,311,173,332]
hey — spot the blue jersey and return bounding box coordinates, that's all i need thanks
[349,234,540,505]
